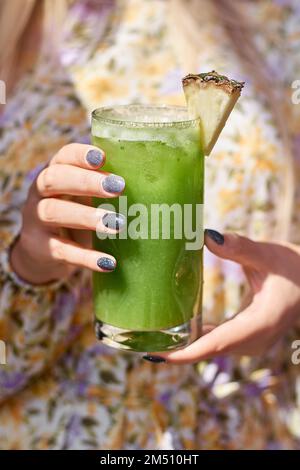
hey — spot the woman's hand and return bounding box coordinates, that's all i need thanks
[10,143,126,284]
[153,230,300,364]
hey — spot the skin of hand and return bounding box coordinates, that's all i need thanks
[151,230,300,364]
[10,143,126,284]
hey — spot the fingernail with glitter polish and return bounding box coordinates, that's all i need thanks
[205,229,224,245]
[142,355,166,363]
[102,174,125,194]
[97,257,116,271]
[102,212,126,231]
[86,149,105,166]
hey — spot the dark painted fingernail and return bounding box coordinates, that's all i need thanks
[205,229,224,245]
[102,212,126,231]
[86,149,104,166]
[95,321,107,340]
[97,257,116,271]
[102,174,125,194]
[143,355,166,363]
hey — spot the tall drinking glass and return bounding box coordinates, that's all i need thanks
[91,105,204,352]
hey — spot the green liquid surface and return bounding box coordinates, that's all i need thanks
[92,127,204,331]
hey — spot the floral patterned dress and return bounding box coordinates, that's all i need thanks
[0,0,300,450]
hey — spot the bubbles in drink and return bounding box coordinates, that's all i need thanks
[92,105,200,148]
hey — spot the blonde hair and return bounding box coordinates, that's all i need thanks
[0,0,36,92]
[0,0,295,240]
[0,0,67,93]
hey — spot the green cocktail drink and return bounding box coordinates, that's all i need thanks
[91,105,204,352]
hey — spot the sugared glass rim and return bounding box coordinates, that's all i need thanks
[92,104,199,128]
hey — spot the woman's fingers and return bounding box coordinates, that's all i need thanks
[49,236,117,272]
[36,164,125,197]
[37,198,126,233]
[204,229,274,271]
[37,142,125,197]
[50,143,106,169]
[155,305,265,364]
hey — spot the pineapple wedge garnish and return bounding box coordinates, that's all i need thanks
[182,71,244,155]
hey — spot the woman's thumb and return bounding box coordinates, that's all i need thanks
[204,229,270,269]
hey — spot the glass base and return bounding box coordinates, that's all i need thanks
[95,317,201,353]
